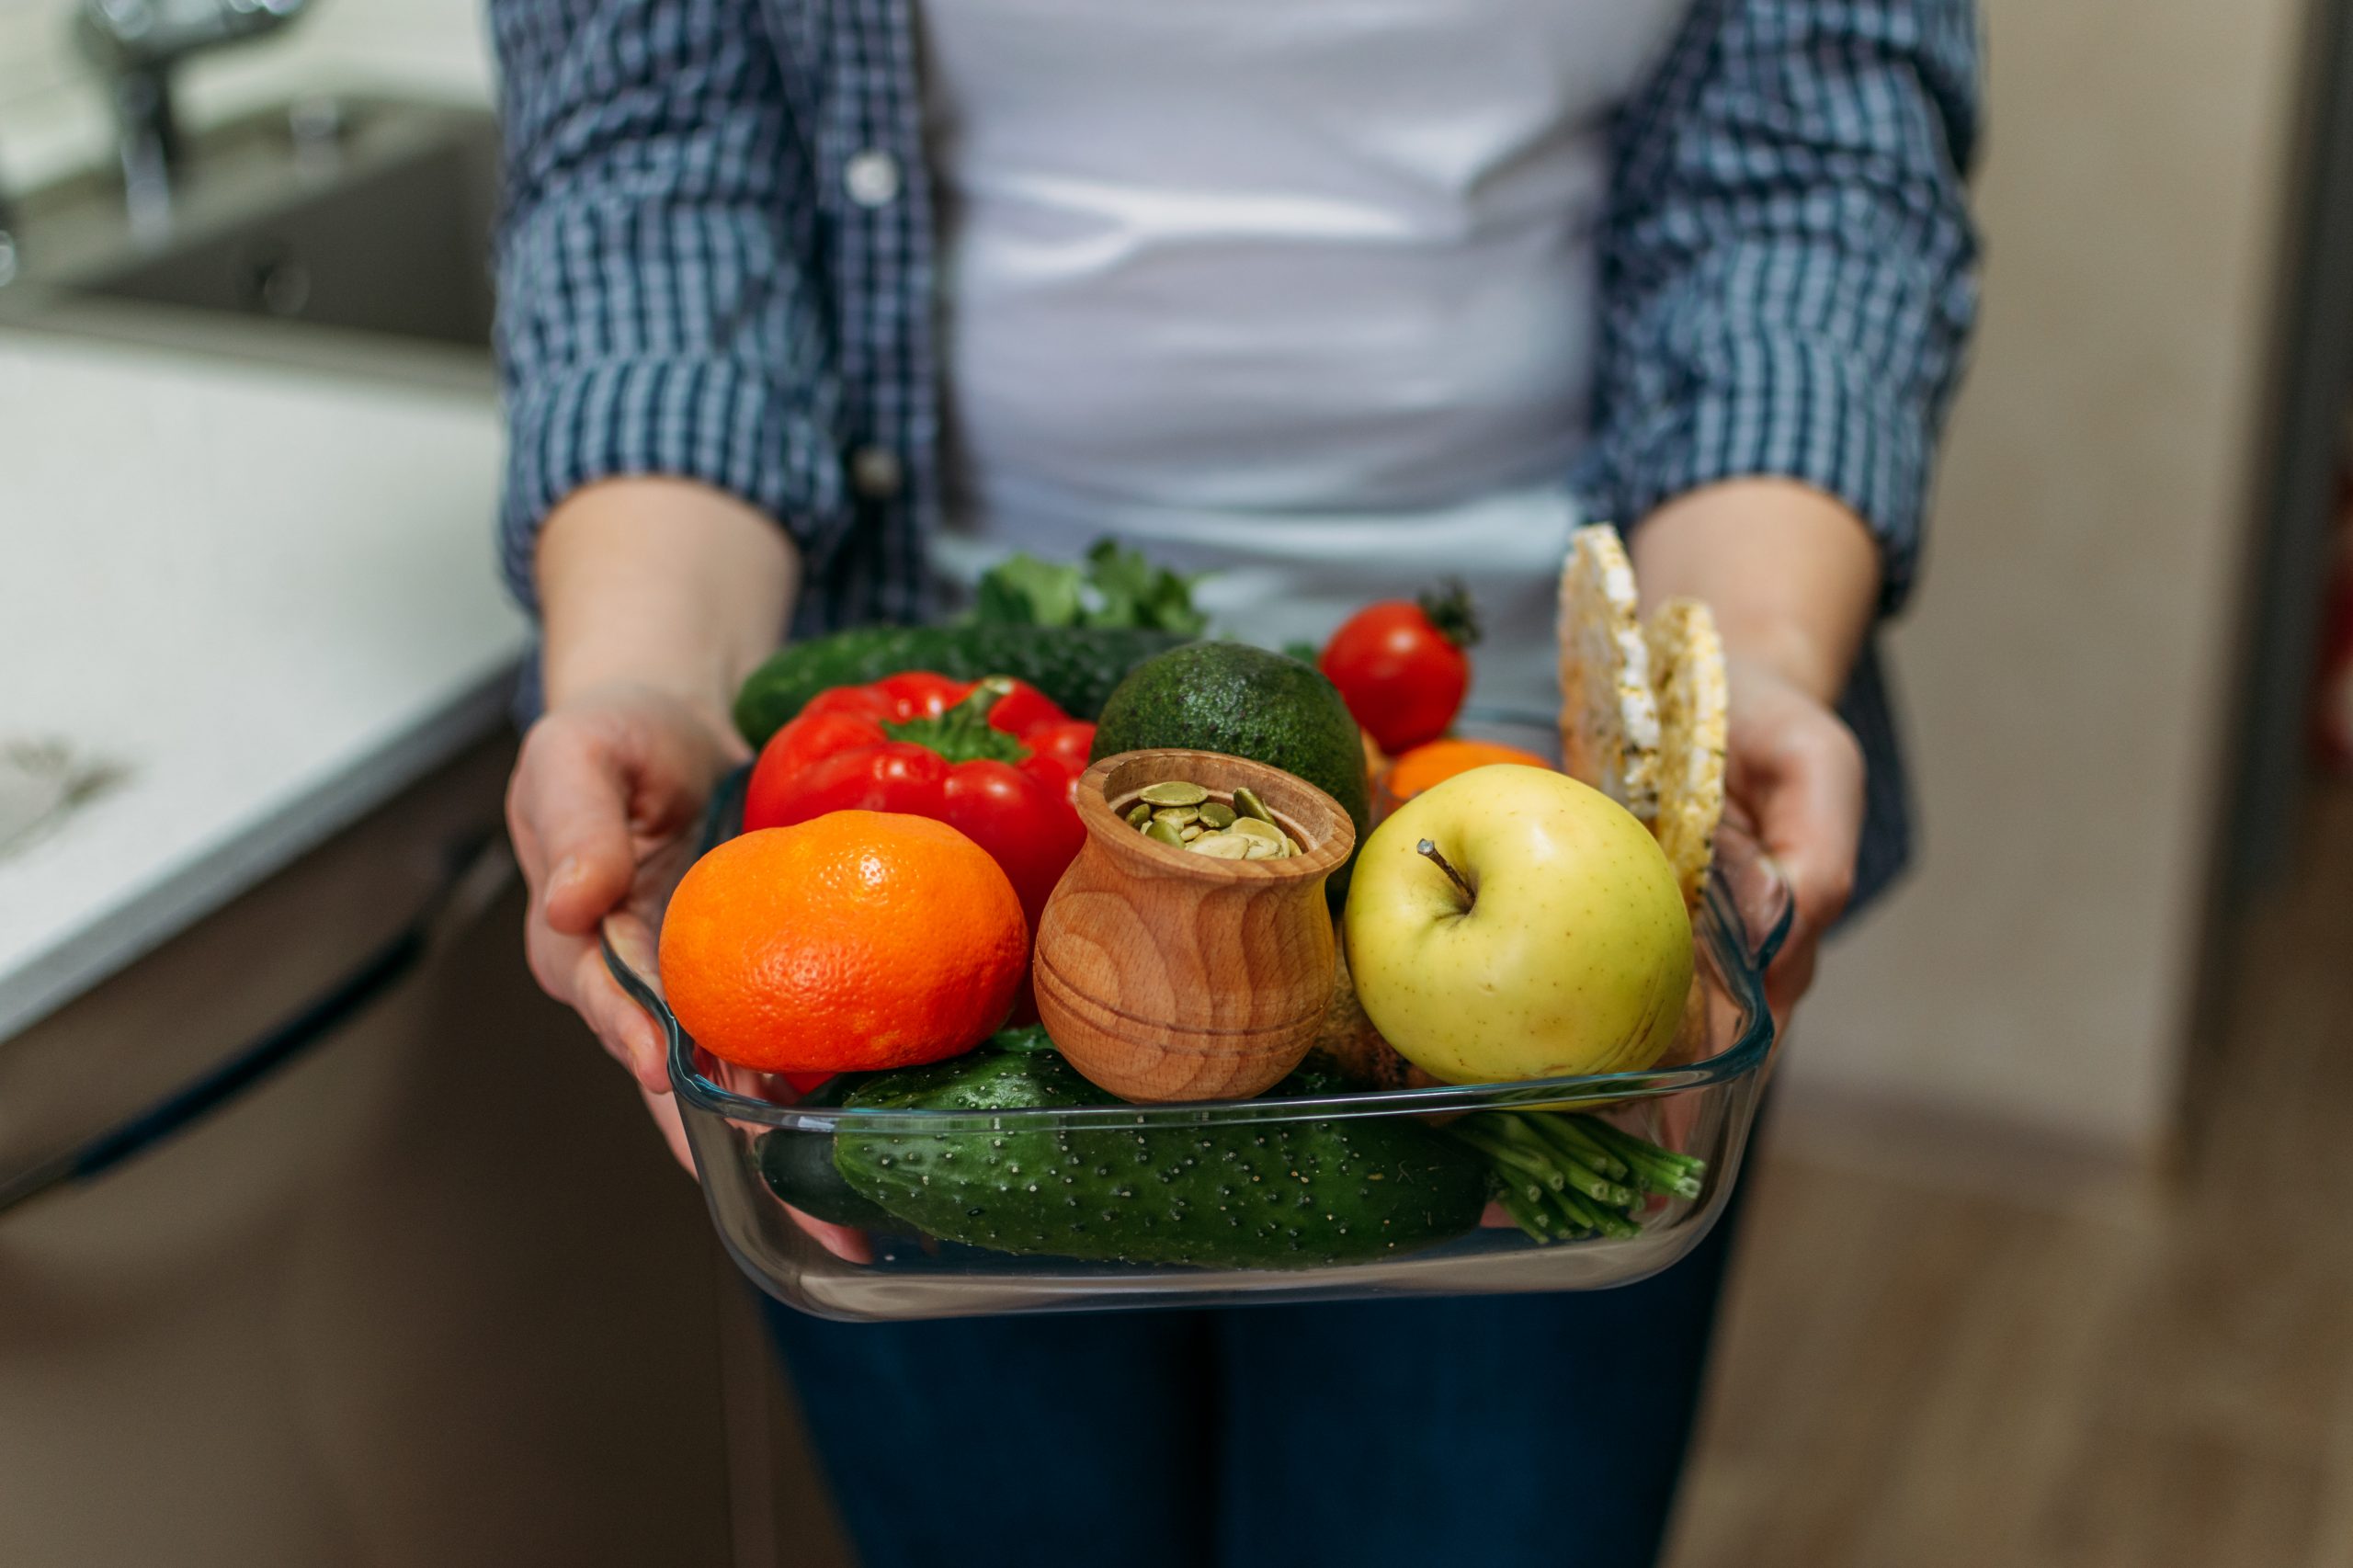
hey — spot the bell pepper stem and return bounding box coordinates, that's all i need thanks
[880,677,1031,765]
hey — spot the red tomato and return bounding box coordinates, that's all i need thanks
[1318,583,1480,754]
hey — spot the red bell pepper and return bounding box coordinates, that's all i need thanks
[741,672,1094,936]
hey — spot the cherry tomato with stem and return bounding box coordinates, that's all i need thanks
[1318,582,1481,754]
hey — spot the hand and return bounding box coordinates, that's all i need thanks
[1721,653,1865,1026]
[1626,477,1883,1028]
[506,683,747,1169]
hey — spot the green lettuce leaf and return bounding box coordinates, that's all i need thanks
[972,538,1209,635]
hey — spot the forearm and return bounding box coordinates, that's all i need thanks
[493,1,844,651]
[536,477,800,728]
[1628,478,1881,705]
[1583,2,1976,673]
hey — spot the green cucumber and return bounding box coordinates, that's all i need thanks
[752,1030,1057,1233]
[834,1053,1486,1269]
[756,1128,921,1236]
[734,625,1188,746]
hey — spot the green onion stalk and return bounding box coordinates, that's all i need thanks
[1444,1111,1707,1244]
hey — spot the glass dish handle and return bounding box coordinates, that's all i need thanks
[1711,815,1795,975]
[603,920,667,1038]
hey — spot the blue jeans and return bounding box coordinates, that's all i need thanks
[762,1173,1748,1568]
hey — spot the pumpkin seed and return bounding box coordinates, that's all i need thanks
[1131,777,1311,863]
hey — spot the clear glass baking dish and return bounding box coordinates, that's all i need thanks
[605,711,1790,1322]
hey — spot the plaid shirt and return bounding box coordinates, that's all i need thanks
[489,0,1980,904]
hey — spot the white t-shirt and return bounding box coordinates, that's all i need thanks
[922,0,1689,706]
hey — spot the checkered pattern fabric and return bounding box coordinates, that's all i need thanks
[1575,0,1981,618]
[487,0,1980,905]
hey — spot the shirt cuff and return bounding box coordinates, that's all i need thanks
[1577,344,1933,616]
[497,356,846,614]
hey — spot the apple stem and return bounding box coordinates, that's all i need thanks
[1415,838,1475,908]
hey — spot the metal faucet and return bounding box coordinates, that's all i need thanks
[0,165,19,287]
[74,0,316,232]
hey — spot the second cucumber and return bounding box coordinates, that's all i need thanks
[734,623,1185,746]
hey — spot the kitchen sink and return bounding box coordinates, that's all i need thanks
[0,97,499,390]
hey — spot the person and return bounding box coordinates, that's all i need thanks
[491,1,1979,1562]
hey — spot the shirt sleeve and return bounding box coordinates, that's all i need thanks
[488,0,845,614]
[1574,0,1982,614]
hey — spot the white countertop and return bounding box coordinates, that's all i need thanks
[0,333,527,1040]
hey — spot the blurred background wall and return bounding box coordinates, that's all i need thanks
[1765,0,2313,1167]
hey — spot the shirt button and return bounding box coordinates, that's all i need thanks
[849,445,904,500]
[844,149,902,209]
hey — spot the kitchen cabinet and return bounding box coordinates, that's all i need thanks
[0,738,847,1567]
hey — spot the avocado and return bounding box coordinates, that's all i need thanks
[1088,642,1370,900]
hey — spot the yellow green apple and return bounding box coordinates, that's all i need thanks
[1341,765,1692,1083]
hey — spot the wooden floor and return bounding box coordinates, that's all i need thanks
[1664,784,2353,1568]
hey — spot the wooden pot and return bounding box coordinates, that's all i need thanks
[1034,749,1356,1104]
